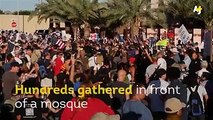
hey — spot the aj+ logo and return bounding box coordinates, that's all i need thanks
[193,6,202,15]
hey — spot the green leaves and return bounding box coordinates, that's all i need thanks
[195,0,213,29]
[164,0,213,29]
[29,0,99,26]
[29,0,213,32]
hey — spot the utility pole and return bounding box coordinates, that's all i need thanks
[211,29,213,62]
[17,0,20,31]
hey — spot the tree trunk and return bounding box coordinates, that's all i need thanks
[130,21,134,40]
[100,28,106,38]
[130,18,140,40]
[72,25,79,41]
[203,29,213,61]
[210,29,213,62]
[65,21,74,40]
[49,19,54,32]
[55,20,60,31]
[84,22,91,39]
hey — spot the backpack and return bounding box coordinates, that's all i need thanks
[188,85,203,116]
[38,59,48,78]
[39,65,47,78]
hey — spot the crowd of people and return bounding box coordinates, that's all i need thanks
[0,30,213,120]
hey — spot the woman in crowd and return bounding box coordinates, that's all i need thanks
[60,82,115,120]
[122,83,153,120]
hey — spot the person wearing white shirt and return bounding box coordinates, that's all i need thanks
[25,47,33,69]
[88,56,96,68]
[147,69,169,95]
[146,69,169,95]
[14,55,22,65]
[199,72,210,87]
[186,75,208,120]
[187,85,208,112]
[157,51,167,70]
[196,60,209,77]
[183,52,191,71]
[145,56,158,84]
[146,69,168,119]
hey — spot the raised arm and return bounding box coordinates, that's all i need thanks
[145,49,153,63]
[69,55,76,83]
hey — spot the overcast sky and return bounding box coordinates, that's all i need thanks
[0,0,106,12]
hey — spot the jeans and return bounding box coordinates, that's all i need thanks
[152,111,166,120]
[188,114,205,120]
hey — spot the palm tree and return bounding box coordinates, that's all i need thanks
[144,0,168,28]
[106,0,153,39]
[65,0,100,38]
[195,0,213,61]
[29,0,101,39]
[29,1,68,32]
[164,0,213,60]
[158,0,197,28]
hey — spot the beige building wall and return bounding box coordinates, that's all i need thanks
[0,15,49,33]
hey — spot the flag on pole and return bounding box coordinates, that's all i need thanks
[7,40,15,53]
[0,38,2,45]
[56,39,65,49]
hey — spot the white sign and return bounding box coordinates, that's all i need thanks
[178,24,192,44]
[89,33,97,41]
[61,30,67,41]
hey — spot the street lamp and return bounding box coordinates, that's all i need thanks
[16,0,20,31]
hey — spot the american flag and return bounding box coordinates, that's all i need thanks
[56,38,65,49]
[0,35,2,45]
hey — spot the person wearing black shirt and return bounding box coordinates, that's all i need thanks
[15,80,48,120]
[15,97,48,120]
[135,49,152,84]
[189,52,201,74]
[47,82,73,120]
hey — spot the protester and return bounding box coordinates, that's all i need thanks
[91,112,120,120]
[165,98,186,120]
[157,51,167,70]
[186,74,208,120]
[189,51,201,74]
[183,50,191,71]
[147,69,168,120]
[122,83,153,120]
[205,75,213,120]
[60,82,115,120]
[128,57,136,82]
[15,80,48,120]
[196,60,209,77]
[145,55,158,84]
[166,67,187,120]
[3,53,15,71]
[2,62,20,101]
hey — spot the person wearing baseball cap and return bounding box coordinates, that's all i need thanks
[10,61,20,68]
[128,57,136,82]
[165,98,186,120]
[2,62,20,101]
[91,112,120,120]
